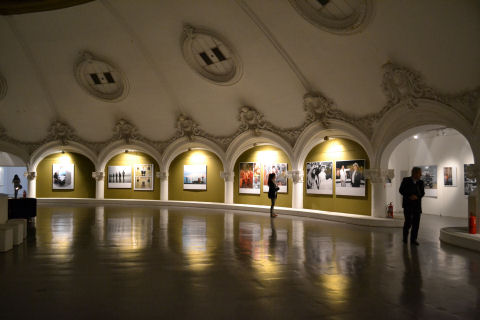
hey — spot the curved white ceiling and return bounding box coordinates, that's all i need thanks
[0,0,478,143]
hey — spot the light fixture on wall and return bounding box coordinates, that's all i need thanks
[61,150,65,154]
[413,135,418,139]
[324,136,329,141]
[125,149,129,153]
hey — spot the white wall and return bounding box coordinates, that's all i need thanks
[387,131,474,217]
[0,167,28,197]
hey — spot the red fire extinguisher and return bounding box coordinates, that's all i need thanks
[387,202,394,218]
[469,216,477,234]
[22,190,27,198]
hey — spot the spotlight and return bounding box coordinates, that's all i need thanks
[324,136,329,141]
[61,150,65,154]
[125,149,129,153]
[413,135,418,139]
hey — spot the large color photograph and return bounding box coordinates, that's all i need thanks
[134,164,154,191]
[306,161,333,195]
[419,165,437,197]
[335,160,365,197]
[108,166,132,189]
[239,162,260,194]
[443,166,457,187]
[52,163,74,190]
[464,164,477,196]
[183,164,207,190]
[263,163,288,193]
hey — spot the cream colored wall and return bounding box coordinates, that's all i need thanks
[169,150,224,203]
[37,152,95,198]
[104,152,160,200]
[303,139,371,215]
[233,145,292,208]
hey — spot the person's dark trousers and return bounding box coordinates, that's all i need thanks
[403,210,421,242]
[270,198,276,213]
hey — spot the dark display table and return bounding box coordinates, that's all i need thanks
[8,198,37,219]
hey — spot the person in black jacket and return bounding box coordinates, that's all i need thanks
[268,173,280,218]
[399,167,425,245]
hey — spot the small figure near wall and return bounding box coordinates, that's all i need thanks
[12,174,22,199]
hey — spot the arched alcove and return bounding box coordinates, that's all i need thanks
[36,151,95,198]
[384,127,475,218]
[303,138,371,215]
[103,151,160,200]
[168,149,224,203]
[0,150,28,196]
[233,145,292,208]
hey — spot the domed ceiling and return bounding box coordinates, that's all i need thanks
[0,0,479,144]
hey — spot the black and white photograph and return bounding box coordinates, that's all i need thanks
[464,164,477,196]
[134,164,154,191]
[184,164,207,190]
[263,163,288,193]
[52,163,74,190]
[108,165,132,189]
[335,160,365,197]
[419,165,437,197]
[443,166,457,187]
[306,161,333,195]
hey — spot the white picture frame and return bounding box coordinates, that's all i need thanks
[183,164,207,190]
[52,163,74,190]
[335,160,366,197]
[108,166,132,189]
[134,164,154,191]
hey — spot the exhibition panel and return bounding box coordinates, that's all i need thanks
[36,152,95,198]
[103,152,160,200]
[234,145,292,208]
[303,139,371,215]
[168,150,224,203]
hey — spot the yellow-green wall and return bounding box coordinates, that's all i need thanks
[234,145,292,208]
[169,150,224,203]
[303,138,371,215]
[104,152,160,200]
[37,152,95,198]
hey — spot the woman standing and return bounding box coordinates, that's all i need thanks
[12,174,22,199]
[268,173,280,218]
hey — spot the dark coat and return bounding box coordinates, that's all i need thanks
[351,170,363,187]
[268,181,280,199]
[399,177,425,213]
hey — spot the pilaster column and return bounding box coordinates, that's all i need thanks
[364,168,394,218]
[221,171,234,204]
[158,172,169,201]
[92,171,104,199]
[24,172,36,198]
[288,170,304,209]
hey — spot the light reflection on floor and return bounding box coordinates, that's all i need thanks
[0,206,479,319]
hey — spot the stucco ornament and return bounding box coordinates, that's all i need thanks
[46,121,75,145]
[303,92,334,127]
[176,114,200,141]
[238,106,267,135]
[91,171,104,181]
[113,119,139,143]
[381,62,428,110]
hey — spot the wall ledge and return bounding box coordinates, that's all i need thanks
[36,198,403,228]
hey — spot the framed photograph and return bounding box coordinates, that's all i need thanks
[306,161,333,195]
[52,163,74,190]
[263,163,288,193]
[419,165,437,197]
[134,164,154,191]
[183,164,207,190]
[443,166,457,187]
[108,166,132,189]
[239,162,260,194]
[464,164,477,196]
[335,160,366,197]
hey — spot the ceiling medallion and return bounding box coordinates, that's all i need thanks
[288,0,374,35]
[0,72,7,101]
[74,51,129,102]
[181,24,243,86]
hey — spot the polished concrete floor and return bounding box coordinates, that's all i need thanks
[0,206,479,319]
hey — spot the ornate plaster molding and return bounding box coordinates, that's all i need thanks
[287,170,304,183]
[0,72,7,101]
[364,168,394,183]
[24,171,36,180]
[92,171,104,181]
[220,171,234,182]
